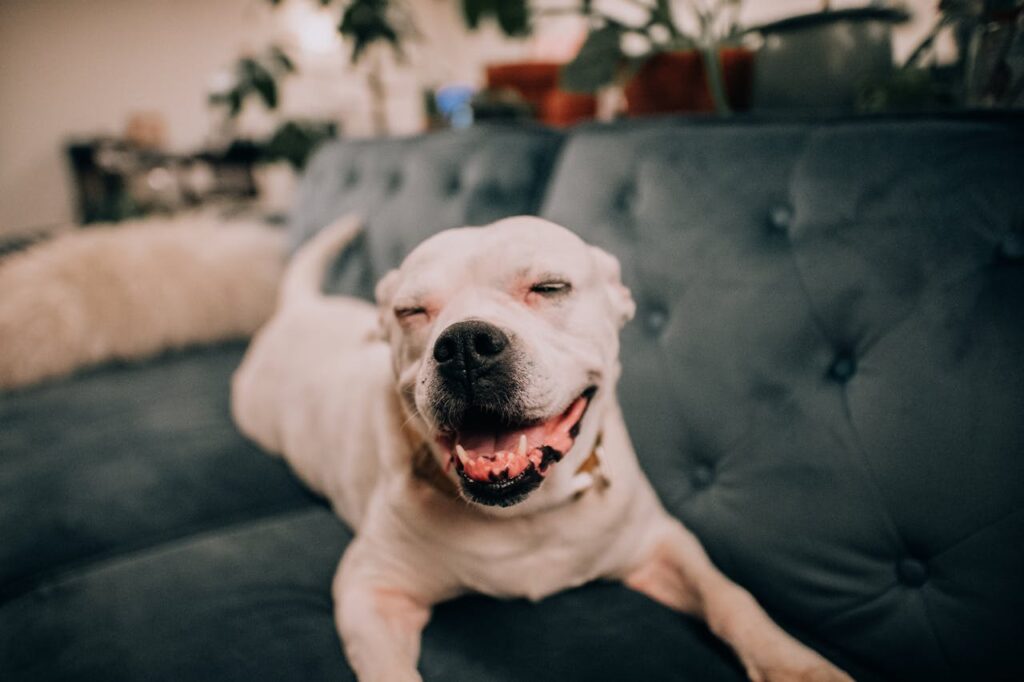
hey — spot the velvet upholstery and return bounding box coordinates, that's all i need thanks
[2,116,1021,682]
[290,125,564,299]
[540,118,1024,680]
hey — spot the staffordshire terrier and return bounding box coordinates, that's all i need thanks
[232,215,851,682]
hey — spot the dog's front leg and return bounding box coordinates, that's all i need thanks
[621,518,852,682]
[332,539,441,682]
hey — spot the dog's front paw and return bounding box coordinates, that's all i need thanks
[361,668,422,682]
[736,639,853,682]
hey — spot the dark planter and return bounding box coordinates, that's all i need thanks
[541,90,597,127]
[486,62,597,126]
[485,62,561,113]
[747,7,909,111]
[624,47,755,116]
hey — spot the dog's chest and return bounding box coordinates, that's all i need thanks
[444,508,624,602]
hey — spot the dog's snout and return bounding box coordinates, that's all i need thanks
[431,320,517,425]
[433,320,509,369]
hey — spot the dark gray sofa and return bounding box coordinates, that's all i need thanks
[2,116,1022,682]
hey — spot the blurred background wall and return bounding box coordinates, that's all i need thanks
[0,0,940,238]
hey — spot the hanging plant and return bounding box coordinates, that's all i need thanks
[461,0,531,37]
[559,0,743,115]
[338,0,407,62]
[209,45,296,118]
[264,0,415,64]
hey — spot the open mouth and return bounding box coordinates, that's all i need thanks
[436,386,597,507]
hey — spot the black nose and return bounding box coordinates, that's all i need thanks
[433,320,509,370]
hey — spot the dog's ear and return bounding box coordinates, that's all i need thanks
[375,268,399,308]
[374,269,400,340]
[590,246,635,328]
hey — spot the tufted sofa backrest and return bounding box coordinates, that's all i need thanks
[290,117,1024,681]
[541,117,1024,681]
[290,125,564,299]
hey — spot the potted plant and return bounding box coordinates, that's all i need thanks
[559,0,753,116]
[264,0,595,128]
[208,45,296,135]
[262,0,416,134]
[461,0,596,126]
[482,61,598,127]
[256,119,338,215]
[961,0,1023,106]
[208,41,338,214]
[744,4,910,112]
[861,0,1023,111]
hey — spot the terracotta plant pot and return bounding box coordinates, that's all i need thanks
[486,62,561,113]
[540,90,597,127]
[624,47,755,116]
[485,61,597,127]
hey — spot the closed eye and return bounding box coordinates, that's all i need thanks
[530,281,572,296]
[394,305,427,320]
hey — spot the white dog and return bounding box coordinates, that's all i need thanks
[232,215,851,682]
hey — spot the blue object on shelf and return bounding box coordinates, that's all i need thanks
[435,85,476,129]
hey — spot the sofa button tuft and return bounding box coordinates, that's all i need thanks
[995,232,1023,264]
[692,463,714,489]
[897,558,928,587]
[446,175,461,195]
[387,171,403,193]
[768,203,794,233]
[480,183,504,203]
[827,351,857,383]
[645,305,668,335]
[615,183,635,213]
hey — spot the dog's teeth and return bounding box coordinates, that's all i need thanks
[517,434,527,457]
[455,444,468,464]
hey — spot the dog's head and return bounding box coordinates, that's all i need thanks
[376,217,634,513]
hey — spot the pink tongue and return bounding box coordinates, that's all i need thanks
[454,396,588,482]
[458,422,546,454]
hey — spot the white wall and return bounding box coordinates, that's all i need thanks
[0,0,939,237]
[1,0,274,235]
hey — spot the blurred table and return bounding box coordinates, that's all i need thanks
[66,138,262,225]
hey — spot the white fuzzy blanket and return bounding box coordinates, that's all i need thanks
[0,213,286,391]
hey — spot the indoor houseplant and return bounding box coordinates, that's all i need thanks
[744,5,909,112]
[859,0,1023,112]
[559,0,752,115]
[463,0,597,126]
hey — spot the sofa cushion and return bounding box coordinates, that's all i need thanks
[0,343,317,604]
[0,506,763,682]
[4,116,1021,682]
[289,125,564,299]
[540,116,1024,680]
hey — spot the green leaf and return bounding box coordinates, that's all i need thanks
[239,58,278,109]
[252,72,278,109]
[340,0,404,63]
[208,92,231,111]
[462,0,486,30]
[268,45,295,73]
[560,25,623,92]
[237,57,261,86]
[495,0,530,36]
[228,90,243,117]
